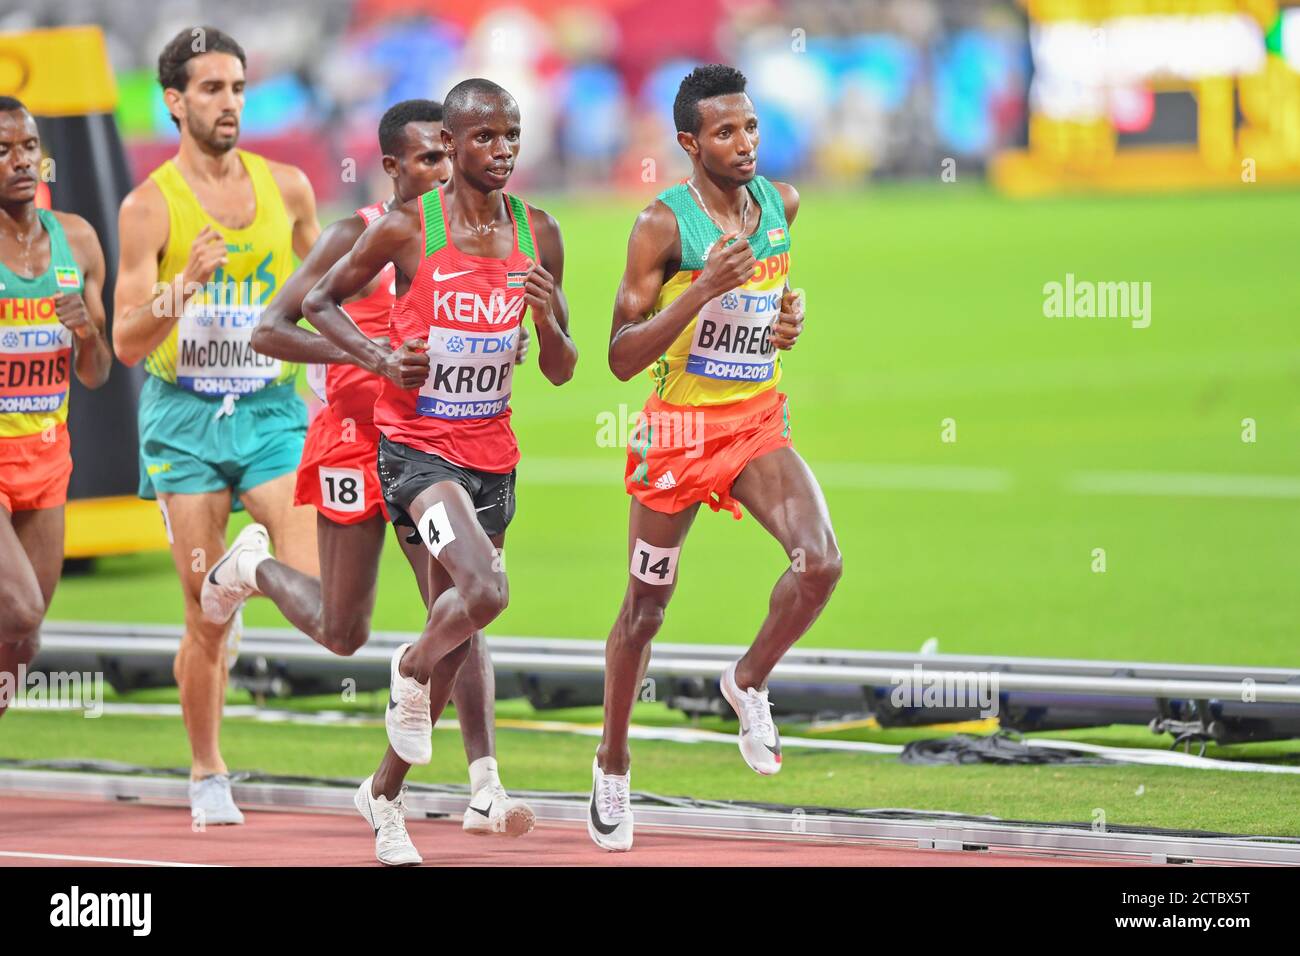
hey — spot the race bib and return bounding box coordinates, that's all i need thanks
[686,287,780,382]
[631,539,680,585]
[416,325,518,420]
[0,321,72,414]
[176,303,281,395]
[319,466,365,513]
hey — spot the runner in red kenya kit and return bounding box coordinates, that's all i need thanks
[200,99,537,863]
[301,79,577,866]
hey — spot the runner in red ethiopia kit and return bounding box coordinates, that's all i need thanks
[0,97,112,720]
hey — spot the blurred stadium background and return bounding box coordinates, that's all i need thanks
[4,0,1300,843]
[19,0,1027,193]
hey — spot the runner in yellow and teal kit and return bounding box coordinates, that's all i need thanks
[112,28,322,825]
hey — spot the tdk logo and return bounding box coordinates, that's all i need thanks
[17,328,68,347]
[0,324,71,352]
[190,308,259,329]
[445,333,515,355]
[718,291,780,314]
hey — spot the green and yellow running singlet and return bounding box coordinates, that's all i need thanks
[145,150,296,395]
[0,209,80,438]
[650,174,791,407]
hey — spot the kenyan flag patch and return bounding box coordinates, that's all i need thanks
[766,228,787,248]
[506,270,528,289]
[55,266,80,289]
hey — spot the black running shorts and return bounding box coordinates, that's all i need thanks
[377,434,516,541]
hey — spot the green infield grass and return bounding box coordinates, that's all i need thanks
[47,185,1299,665]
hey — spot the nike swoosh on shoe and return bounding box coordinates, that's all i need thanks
[470,802,492,818]
[207,553,232,586]
[589,783,619,835]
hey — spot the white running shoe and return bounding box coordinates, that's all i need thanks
[353,775,422,866]
[587,756,633,851]
[385,643,432,765]
[720,662,782,775]
[224,605,243,673]
[201,523,270,625]
[463,782,536,837]
[189,773,245,826]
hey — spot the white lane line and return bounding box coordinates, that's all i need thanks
[1069,471,1300,500]
[518,457,614,485]
[86,702,383,727]
[498,717,903,753]
[19,706,1298,775]
[522,457,1015,493]
[0,850,221,867]
[1026,738,1300,775]
[524,458,1299,501]
[813,462,1013,493]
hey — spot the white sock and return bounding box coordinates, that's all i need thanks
[468,756,500,794]
[235,549,270,589]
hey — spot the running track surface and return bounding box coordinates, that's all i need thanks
[0,797,1139,867]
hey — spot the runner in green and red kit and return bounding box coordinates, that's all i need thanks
[0,97,112,719]
[589,66,841,851]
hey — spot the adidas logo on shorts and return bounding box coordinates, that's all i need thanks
[654,471,677,490]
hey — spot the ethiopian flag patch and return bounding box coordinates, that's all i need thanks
[506,270,528,289]
[55,266,81,289]
[766,228,787,247]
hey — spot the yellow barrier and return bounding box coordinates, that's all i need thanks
[65,496,169,559]
[0,26,117,116]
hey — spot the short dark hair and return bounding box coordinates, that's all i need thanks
[673,64,748,135]
[378,99,444,156]
[442,78,515,133]
[157,26,247,128]
[0,96,28,115]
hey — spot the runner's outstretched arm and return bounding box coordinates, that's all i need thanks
[522,207,577,386]
[251,217,375,366]
[607,202,756,380]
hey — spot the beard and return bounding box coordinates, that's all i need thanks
[187,110,239,153]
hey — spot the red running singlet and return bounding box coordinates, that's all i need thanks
[373,187,536,473]
[307,201,395,425]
